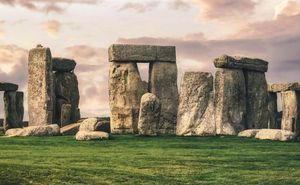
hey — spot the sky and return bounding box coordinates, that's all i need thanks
[0,0,300,120]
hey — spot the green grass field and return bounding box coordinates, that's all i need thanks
[0,135,299,185]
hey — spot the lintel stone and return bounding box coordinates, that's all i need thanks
[214,55,268,72]
[0,82,18,92]
[108,44,176,63]
[268,82,300,92]
[52,57,76,72]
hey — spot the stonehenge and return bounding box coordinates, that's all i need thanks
[28,45,80,127]
[214,55,269,135]
[0,82,24,130]
[176,72,215,136]
[268,82,300,137]
[138,93,161,136]
[2,43,299,141]
[108,44,178,134]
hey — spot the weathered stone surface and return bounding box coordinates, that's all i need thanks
[268,92,279,129]
[215,69,246,135]
[268,82,300,92]
[108,44,176,63]
[255,129,296,141]
[60,122,81,135]
[244,71,269,129]
[149,62,178,134]
[60,104,72,127]
[75,131,109,141]
[0,82,18,91]
[96,117,111,133]
[138,93,161,136]
[3,91,24,129]
[52,57,76,72]
[281,91,300,136]
[176,72,216,136]
[238,129,260,138]
[5,124,60,137]
[109,62,147,134]
[28,45,54,126]
[54,72,80,123]
[79,118,98,131]
[214,55,268,72]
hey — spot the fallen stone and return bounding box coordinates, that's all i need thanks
[238,129,260,138]
[79,117,111,133]
[149,62,178,134]
[60,122,81,135]
[96,117,111,133]
[60,104,72,127]
[0,82,18,91]
[54,72,80,122]
[52,57,76,72]
[75,131,109,141]
[268,82,300,92]
[108,44,176,63]
[28,45,54,126]
[214,55,268,72]
[268,92,279,129]
[255,129,296,141]
[109,62,147,134]
[138,93,161,136]
[5,124,60,137]
[176,72,216,136]
[3,91,24,129]
[244,71,269,129]
[215,69,246,135]
[281,91,300,136]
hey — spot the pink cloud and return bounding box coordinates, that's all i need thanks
[275,0,300,19]
[42,20,61,37]
[119,1,159,13]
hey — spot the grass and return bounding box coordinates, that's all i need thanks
[0,134,299,185]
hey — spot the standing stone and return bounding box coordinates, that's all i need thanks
[3,91,24,129]
[109,62,147,134]
[281,91,300,136]
[149,62,178,134]
[176,72,215,136]
[215,69,246,135]
[28,45,54,126]
[244,71,269,129]
[138,93,161,136]
[54,72,80,123]
[60,104,72,127]
[268,92,279,129]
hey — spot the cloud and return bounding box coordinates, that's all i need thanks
[192,0,256,21]
[0,0,100,14]
[274,0,300,19]
[42,20,61,38]
[169,0,190,10]
[0,21,4,38]
[119,1,159,13]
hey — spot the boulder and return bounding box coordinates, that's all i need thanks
[60,122,81,135]
[108,44,176,63]
[75,131,109,141]
[109,62,147,134]
[28,45,54,126]
[255,129,296,141]
[149,62,178,134]
[213,55,268,72]
[79,118,111,133]
[0,82,18,91]
[244,71,269,129]
[54,72,80,123]
[281,91,300,136]
[238,129,260,138]
[268,92,279,129]
[215,69,246,135]
[176,72,215,136]
[52,57,76,72]
[138,93,161,136]
[60,104,72,127]
[268,82,300,92]
[3,91,24,129]
[5,124,60,137]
